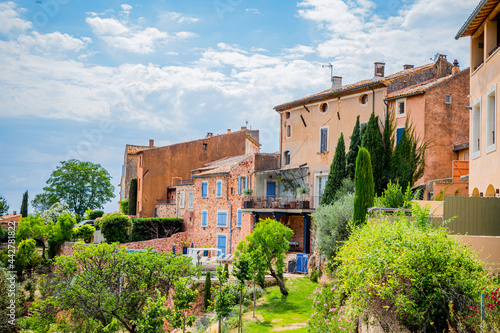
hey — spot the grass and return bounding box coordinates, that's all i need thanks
[241,276,316,333]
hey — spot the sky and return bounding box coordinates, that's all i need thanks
[0,0,478,214]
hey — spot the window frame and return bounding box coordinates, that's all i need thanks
[216,210,228,227]
[445,94,452,105]
[179,192,185,208]
[188,192,194,208]
[284,150,291,165]
[286,124,292,138]
[201,181,208,198]
[396,98,406,118]
[486,85,497,154]
[237,176,248,195]
[319,126,328,153]
[472,97,482,160]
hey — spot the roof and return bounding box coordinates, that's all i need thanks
[126,144,153,155]
[453,142,469,151]
[455,0,500,39]
[192,155,252,177]
[274,63,435,111]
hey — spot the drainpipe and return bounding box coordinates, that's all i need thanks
[225,174,233,254]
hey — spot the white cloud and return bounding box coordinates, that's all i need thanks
[121,4,132,11]
[160,11,199,24]
[0,2,31,35]
[245,8,261,14]
[86,17,129,36]
[18,31,91,52]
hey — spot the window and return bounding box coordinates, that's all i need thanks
[217,211,228,227]
[201,211,208,227]
[486,85,496,153]
[238,176,248,194]
[179,192,185,208]
[284,151,290,165]
[445,94,452,104]
[287,125,291,138]
[396,128,404,145]
[285,112,290,119]
[202,143,207,151]
[188,192,193,208]
[472,97,481,159]
[320,103,328,113]
[201,181,208,198]
[216,180,222,197]
[320,127,328,152]
[360,94,369,104]
[237,209,242,226]
[317,176,327,201]
[396,98,406,118]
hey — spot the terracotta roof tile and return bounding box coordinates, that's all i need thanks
[192,155,252,176]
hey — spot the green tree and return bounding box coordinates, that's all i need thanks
[391,118,429,192]
[243,218,293,296]
[166,277,198,333]
[40,202,75,224]
[48,213,76,258]
[211,265,235,333]
[346,115,361,180]
[31,243,197,333]
[41,159,115,216]
[353,147,375,226]
[382,110,396,187]
[128,178,138,216]
[136,291,167,333]
[16,214,53,261]
[0,195,9,215]
[320,133,346,206]
[361,113,385,195]
[20,190,28,217]
[204,271,212,310]
[232,252,252,333]
[31,193,58,212]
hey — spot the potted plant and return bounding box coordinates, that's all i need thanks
[242,188,254,208]
[297,186,310,209]
[181,240,191,255]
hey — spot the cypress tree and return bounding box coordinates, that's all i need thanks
[382,110,395,188]
[128,178,137,216]
[346,116,361,180]
[361,112,385,196]
[320,133,346,206]
[20,190,28,217]
[353,147,375,226]
[204,271,212,310]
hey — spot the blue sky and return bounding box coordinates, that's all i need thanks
[0,0,477,214]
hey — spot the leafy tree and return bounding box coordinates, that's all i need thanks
[128,178,138,216]
[100,213,131,243]
[375,181,414,209]
[0,195,9,215]
[41,159,115,216]
[119,198,129,215]
[312,193,354,259]
[136,291,167,333]
[32,193,58,212]
[20,190,28,217]
[211,265,235,333]
[353,147,374,226]
[243,218,293,295]
[320,133,346,206]
[232,252,252,333]
[32,243,197,333]
[16,215,53,261]
[89,210,104,220]
[391,118,429,192]
[346,115,361,180]
[204,271,212,310]
[40,202,76,224]
[362,112,385,195]
[166,277,198,333]
[73,224,95,243]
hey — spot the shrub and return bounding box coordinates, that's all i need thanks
[89,210,104,220]
[375,181,414,209]
[0,268,24,332]
[73,224,95,243]
[100,213,131,243]
[40,202,75,223]
[312,193,354,260]
[128,178,137,216]
[335,214,494,332]
[48,213,76,258]
[130,218,183,242]
[119,198,129,215]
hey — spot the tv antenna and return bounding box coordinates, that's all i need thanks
[322,63,334,88]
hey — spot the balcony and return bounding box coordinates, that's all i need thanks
[241,196,318,211]
[176,178,194,186]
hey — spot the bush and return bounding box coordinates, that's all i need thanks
[119,198,129,215]
[100,213,131,243]
[0,268,24,332]
[335,214,495,332]
[73,224,95,243]
[130,218,183,242]
[375,181,414,209]
[48,213,76,258]
[89,210,104,220]
[312,193,354,260]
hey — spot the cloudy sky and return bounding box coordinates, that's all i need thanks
[0,0,476,214]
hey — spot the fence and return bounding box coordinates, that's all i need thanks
[442,196,500,236]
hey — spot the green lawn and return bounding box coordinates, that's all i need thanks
[242,276,316,333]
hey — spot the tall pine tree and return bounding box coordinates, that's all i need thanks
[20,190,28,217]
[128,178,137,215]
[361,112,385,196]
[320,133,346,206]
[346,115,361,180]
[382,110,395,188]
[353,147,374,226]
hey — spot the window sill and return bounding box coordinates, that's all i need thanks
[486,144,496,154]
[216,226,228,228]
[471,150,481,160]
[317,151,329,155]
[396,113,406,119]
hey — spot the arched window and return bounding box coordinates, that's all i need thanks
[472,187,480,197]
[486,184,495,197]
[284,151,290,165]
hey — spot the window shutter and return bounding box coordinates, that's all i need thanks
[320,128,328,152]
[396,128,404,144]
[202,182,207,197]
[217,181,222,197]
[202,211,207,226]
[238,177,241,194]
[244,176,248,190]
[237,210,242,226]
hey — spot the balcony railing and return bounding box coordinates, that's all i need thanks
[176,178,194,186]
[241,196,319,210]
[156,199,176,205]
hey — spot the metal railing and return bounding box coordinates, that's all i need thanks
[176,178,194,186]
[241,196,319,209]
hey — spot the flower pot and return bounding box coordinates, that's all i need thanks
[243,200,253,208]
[299,201,310,209]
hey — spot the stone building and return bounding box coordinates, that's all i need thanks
[119,141,155,201]
[135,127,260,217]
[386,64,471,198]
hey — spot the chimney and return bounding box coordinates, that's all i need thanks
[149,139,154,148]
[374,62,385,78]
[13,211,16,215]
[436,54,448,78]
[452,59,460,75]
[206,132,213,138]
[332,76,342,90]
[241,126,246,131]
[403,64,414,70]
[227,129,231,133]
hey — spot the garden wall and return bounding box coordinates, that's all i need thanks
[452,235,500,272]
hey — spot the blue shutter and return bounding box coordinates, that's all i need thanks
[244,176,248,190]
[238,177,241,195]
[397,128,404,145]
[320,128,328,152]
[217,181,222,197]
[217,212,227,227]
[202,182,207,197]
[237,210,242,226]
[201,211,207,226]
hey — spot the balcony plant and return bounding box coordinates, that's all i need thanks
[242,188,254,208]
[297,186,310,209]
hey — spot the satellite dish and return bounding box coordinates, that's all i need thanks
[432,53,440,62]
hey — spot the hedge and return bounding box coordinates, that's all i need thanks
[130,218,183,242]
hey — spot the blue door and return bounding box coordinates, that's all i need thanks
[217,235,227,257]
[266,182,276,198]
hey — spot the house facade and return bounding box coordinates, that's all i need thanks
[135,127,260,217]
[119,141,155,201]
[456,0,500,197]
[386,65,470,198]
